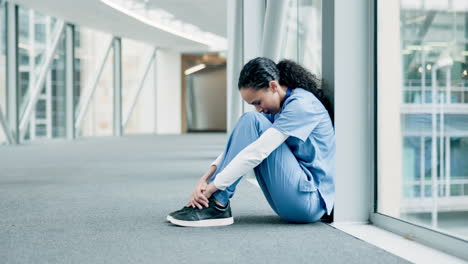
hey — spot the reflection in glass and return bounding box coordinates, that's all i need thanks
[379,0,468,241]
[281,0,322,75]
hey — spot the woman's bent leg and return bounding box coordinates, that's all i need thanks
[209,111,325,223]
[207,112,273,206]
[254,144,326,223]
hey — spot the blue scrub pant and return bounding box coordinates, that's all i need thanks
[207,112,326,223]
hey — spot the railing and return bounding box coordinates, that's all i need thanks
[401,178,468,213]
[403,79,468,104]
[403,178,468,198]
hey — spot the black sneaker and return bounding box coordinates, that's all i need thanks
[165,206,195,222]
[320,208,334,223]
[167,197,233,227]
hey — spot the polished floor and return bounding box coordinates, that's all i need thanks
[0,134,408,263]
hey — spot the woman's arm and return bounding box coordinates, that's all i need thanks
[187,153,222,209]
[201,164,217,182]
[212,127,289,190]
[190,128,288,208]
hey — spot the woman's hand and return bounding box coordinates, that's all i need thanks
[187,179,209,209]
[187,181,219,209]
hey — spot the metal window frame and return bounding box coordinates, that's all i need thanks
[65,23,75,140]
[6,2,19,144]
[113,37,122,136]
[370,0,468,260]
[0,2,14,144]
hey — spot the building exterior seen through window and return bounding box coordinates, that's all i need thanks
[378,0,468,241]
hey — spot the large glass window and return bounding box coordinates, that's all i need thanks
[281,0,322,75]
[0,0,6,144]
[75,26,114,137]
[121,38,155,135]
[378,0,468,241]
[17,7,66,140]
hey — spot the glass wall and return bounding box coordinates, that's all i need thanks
[378,0,468,241]
[75,26,114,137]
[121,38,155,135]
[0,1,187,144]
[17,7,66,140]
[281,0,322,75]
[0,0,6,144]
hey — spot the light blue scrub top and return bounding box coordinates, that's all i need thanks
[264,88,335,215]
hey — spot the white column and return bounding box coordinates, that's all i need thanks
[376,0,403,218]
[242,0,265,113]
[154,49,181,134]
[227,0,244,131]
[334,0,374,223]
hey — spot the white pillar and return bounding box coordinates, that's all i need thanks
[242,0,265,113]
[227,0,244,131]
[334,0,374,223]
[377,0,403,218]
[154,49,181,134]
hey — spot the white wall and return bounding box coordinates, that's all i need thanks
[155,49,181,134]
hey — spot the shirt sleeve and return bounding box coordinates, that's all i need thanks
[212,127,289,190]
[210,152,224,167]
[271,97,325,142]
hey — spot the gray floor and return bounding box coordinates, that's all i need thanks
[0,134,409,264]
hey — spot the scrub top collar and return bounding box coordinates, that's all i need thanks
[280,87,293,111]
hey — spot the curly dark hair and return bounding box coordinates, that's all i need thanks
[238,57,333,123]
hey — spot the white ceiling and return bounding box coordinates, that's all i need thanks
[11,0,227,52]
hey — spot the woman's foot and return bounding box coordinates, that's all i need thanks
[166,197,233,227]
[165,206,194,222]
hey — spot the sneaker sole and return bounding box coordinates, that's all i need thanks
[167,215,234,227]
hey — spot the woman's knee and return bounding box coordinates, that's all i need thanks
[239,111,261,123]
[238,112,271,131]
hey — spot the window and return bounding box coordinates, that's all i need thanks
[281,0,322,75]
[377,0,468,242]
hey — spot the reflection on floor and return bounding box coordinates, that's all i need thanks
[401,211,468,240]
